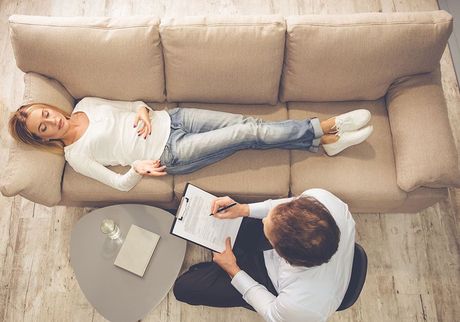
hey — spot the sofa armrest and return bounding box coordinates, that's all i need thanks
[0,72,74,206]
[386,68,460,192]
[0,142,65,206]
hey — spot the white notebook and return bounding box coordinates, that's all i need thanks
[114,225,160,277]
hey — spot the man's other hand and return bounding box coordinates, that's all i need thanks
[213,237,241,278]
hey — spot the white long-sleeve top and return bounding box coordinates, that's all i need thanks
[231,188,356,322]
[64,97,171,191]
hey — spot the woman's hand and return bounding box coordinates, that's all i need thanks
[134,106,152,139]
[210,196,250,219]
[133,160,167,176]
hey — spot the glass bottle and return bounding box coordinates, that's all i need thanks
[100,219,121,240]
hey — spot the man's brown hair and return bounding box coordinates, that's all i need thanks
[270,196,340,267]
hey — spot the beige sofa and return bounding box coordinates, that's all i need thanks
[2,11,460,212]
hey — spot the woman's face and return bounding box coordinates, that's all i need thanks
[25,104,69,140]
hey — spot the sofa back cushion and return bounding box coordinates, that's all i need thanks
[160,16,285,105]
[22,72,74,113]
[280,10,453,102]
[9,15,165,102]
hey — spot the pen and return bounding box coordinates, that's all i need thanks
[209,202,238,216]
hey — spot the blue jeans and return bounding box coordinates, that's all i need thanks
[159,108,324,174]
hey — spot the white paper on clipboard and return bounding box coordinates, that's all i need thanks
[172,184,243,253]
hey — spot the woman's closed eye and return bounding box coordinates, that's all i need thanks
[40,109,49,132]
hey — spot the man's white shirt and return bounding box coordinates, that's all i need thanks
[231,188,356,322]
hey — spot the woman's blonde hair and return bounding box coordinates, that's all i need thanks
[8,103,70,155]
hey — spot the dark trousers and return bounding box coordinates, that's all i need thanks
[173,218,278,309]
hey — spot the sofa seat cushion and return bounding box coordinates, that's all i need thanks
[288,99,407,213]
[9,15,165,102]
[173,102,290,203]
[62,164,174,204]
[160,16,285,105]
[398,187,448,213]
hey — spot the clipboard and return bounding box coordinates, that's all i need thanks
[170,183,243,253]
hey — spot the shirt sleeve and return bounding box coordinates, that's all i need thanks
[80,97,153,113]
[231,271,322,322]
[248,197,295,219]
[67,156,143,192]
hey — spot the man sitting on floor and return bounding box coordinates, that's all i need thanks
[173,188,356,322]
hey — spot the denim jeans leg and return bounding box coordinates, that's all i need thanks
[308,117,324,153]
[165,116,321,174]
[173,107,258,133]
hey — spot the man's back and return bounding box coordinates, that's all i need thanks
[261,188,356,321]
[174,188,356,322]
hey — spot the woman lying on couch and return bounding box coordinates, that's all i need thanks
[9,97,373,191]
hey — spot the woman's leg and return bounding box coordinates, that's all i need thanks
[166,116,324,174]
[169,107,261,133]
[162,108,373,171]
[170,107,340,145]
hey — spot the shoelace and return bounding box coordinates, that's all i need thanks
[332,117,353,137]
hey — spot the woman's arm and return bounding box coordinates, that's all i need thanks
[68,157,143,192]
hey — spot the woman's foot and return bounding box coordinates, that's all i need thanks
[321,109,371,134]
[322,125,373,156]
[320,134,339,145]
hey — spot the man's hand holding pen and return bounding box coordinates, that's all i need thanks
[210,196,250,219]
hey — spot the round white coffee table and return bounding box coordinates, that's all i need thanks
[70,204,186,322]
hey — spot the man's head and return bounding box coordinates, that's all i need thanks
[262,197,340,267]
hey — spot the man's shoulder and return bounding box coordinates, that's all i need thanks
[301,188,355,234]
[301,189,347,211]
[301,188,340,200]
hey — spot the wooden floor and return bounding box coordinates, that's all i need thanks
[1,0,459,321]
[439,0,460,83]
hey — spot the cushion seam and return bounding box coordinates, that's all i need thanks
[288,20,451,28]
[10,22,159,30]
[160,22,285,28]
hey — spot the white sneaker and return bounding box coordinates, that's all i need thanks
[331,109,371,134]
[323,125,373,156]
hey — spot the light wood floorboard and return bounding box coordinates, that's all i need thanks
[0,0,459,321]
